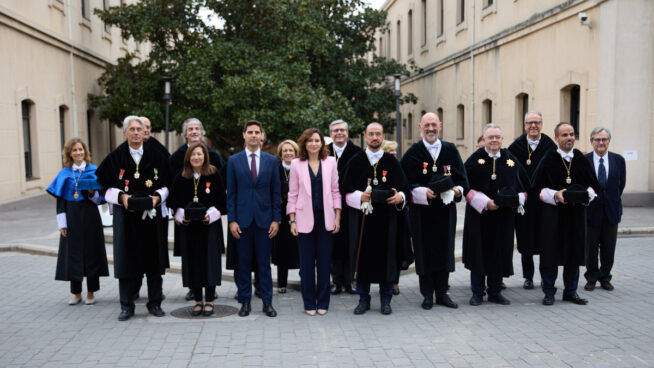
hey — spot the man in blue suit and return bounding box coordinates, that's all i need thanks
[227,120,281,317]
[584,127,626,292]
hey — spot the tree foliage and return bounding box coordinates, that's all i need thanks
[91,0,418,155]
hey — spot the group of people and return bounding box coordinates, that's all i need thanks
[47,110,625,320]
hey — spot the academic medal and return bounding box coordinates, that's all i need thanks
[119,169,125,180]
[73,191,79,199]
[491,174,497,181]
[154,168,159,181]
[566,177,572,184]
[478,158,486,165]
[124,180,129,192]
[382,171,387,183]
[134,171,140,179]
[432,164,437,172]
[507,159,515,167]
[444,165,452,176]
[205,182,211,194]
[373,178,379,186]
[526,159,532,166]
[145,179,153,188]
[422,162,428,175]
[193,196,199,203]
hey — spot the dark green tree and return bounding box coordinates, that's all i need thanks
[92,0,418,155]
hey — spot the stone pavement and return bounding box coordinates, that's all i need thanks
[1,233,654,367]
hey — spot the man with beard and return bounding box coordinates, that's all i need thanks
[343,122,410,315]
[400,112,468,310]
[327,119,361,295]
[169,118,226,301]
[96,116,171,320]
[507,111,556,289]
[532,122,600,306]
[463,124,526,306]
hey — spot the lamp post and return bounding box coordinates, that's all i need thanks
[162,76,172,151]
[393,73,402,158]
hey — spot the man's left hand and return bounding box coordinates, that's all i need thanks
[268,221,279,238]
[451,187,461,197]
[151,195,161,208]
[386,188,404,205]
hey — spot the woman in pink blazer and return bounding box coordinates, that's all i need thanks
[287,128,342,315]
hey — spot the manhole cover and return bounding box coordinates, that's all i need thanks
[170,304,239,319]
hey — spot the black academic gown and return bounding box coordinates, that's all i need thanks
[532,149,601,267]
[343,151,410,284]
[507,134,556,256]
[96,142,171,278]
[462,148,526,277]
[145,137,170,159]
[169,172,226,288]
[272,163,300,269]
[328,142,362,265]
[169,143,226,256]
[400,141,469,275]
[53,191,109,283]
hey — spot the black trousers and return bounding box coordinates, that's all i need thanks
[585,222,618,283]
[277,267,288,288]
[331,258,350,288]
[191,286,216,302]
[419,270,449,297]
[70,277,99,294]
[119,275,162,311]
[522,254,535,281]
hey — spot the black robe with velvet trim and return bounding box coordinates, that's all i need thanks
[169,144,226,256]
[532,149,600,267]
[462,148,526,277]
[400,140,469,275]
[328,141,362,266]
[508,133,556,256]
[145,137,170,160]
[168,172,225,288]
[96,141,171,278]
[342,151,410,284]
[272,163,299,269]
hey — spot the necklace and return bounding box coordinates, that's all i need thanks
[283,166,290,182]
[193,175,200,202]
[491,157,497,180]
[372,161,380,185]
[134,162,140,179]
[560,155,572,184]
[526,141,534,166]
[72,169,82,199]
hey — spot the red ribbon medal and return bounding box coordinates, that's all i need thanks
[382,170,388,182]
[124,180,130,192]
[205,182,211,194]
[119,169,125,180]
[422,162,428,175]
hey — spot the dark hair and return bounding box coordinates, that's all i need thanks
[554,122,573,137]
[243,120,263,133]
[181,142,217,179]
[297,128,329,161]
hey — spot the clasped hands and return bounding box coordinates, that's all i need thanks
[361,188,403,205]
[119,193,160,211]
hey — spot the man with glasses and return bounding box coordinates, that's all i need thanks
[508,111,556,289]
[327,120,361,295]
[584,127,625,292]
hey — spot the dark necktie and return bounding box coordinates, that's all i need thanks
[598,157,607,188]
[250,153,257,182]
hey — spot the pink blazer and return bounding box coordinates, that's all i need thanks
[286,156,342,233]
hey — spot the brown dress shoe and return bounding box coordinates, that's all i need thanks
[584,282,596,291]
[600,281,614,291]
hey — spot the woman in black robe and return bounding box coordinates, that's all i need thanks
[272,140,300,293]
[46,138,108,305]
[169,143,226,316]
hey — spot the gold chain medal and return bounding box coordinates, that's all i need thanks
[372,162,380,186]
[561,155,573,184]
[491,158,497,181]
[526,141,533,166]
[134,163,140,179]
[72,169,81,199]
[193,176,200,202]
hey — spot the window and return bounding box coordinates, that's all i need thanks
[457,0,465,25]
[482,99,492,125]
[379,37,383,57]
[81,0,90,20]
[561,84,580,138]
[22,101,34,179]
[483,0,494,9]
[103,0,110,33]
[387,30,391,59]
[515,93,529,137]
[437,0,444,37]
[407,113,413,140]
[396,20,401,61]
[456,104,465,140]
[421,0,427,47]
[407,10,413,56]
[437,108,444,138]
[59,105,68,151]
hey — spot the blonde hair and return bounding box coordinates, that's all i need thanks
[62,138,91,168]
[276,139,299,158]
[381,140,398,153]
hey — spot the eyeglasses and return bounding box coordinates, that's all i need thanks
[331,128,347,133]
[525,121,542,126]
[485,135,502,141]
[592,138,609,143]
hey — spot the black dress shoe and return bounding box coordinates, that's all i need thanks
[562,293,588,305]
[523,279,534,290]
[353,300,370,315]
[330,285,343,295]
[148,305,165,317]
[380,302,392,315]
[185,290,195,301]
[488,294,511,305]
[191,303,203,317]
[501,282,507,290]
[469,294,483,306]
[263,304,277,317]
[436,294,459,309]
[542,295,555,305]
[345,285,357,295]
[392,286,400,296]
[202,303,215,317]
[118,309,134,321]
[421,296,433,310]
[238,303,251,317]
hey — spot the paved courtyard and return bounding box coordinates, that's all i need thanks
[1,233,653,368]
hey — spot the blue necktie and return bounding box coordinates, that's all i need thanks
[598,157,607,188]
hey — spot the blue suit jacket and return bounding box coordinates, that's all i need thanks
[227,150,281,228]
[585,151,626,226]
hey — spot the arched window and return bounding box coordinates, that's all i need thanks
[421,0,427,46]
[396,20,401,61]
[561,84,580,137]
[407,10,413,55]
[437,108,444,138]
[456,104,465,140]
[59,105,69,151]
[22,100,35,178]
[515,93,529,137]
[482,99,492,125]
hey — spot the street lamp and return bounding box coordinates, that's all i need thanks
[393,73,402,158]
[162,76,172,150]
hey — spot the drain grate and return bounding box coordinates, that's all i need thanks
[170,304,239,319]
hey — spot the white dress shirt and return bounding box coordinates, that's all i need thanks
[557,148,574,162]
[423,139,442,160]
[72,161,87,172]
[593,151,609,178]
[527,136,541,151]
[245,147,261,174]
[333,142,347,158]
[129,145,143,164]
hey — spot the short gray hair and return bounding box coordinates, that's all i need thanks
[329,119,349,132]
[524,111,543,124]
[590,126,612,140]
[182,118,206,139]
[122,115,145,131]
[483,123,502,136]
